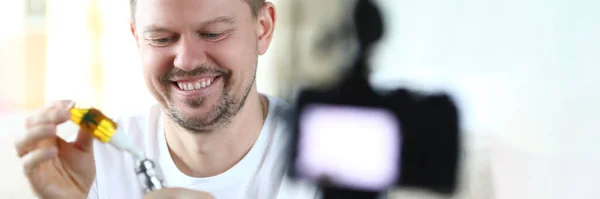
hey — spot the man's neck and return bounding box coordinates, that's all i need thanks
[163,91,268,177]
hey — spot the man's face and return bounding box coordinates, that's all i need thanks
[132,0,269,132]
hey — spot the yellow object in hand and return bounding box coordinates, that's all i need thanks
[70,106,118,142]
[68,103,145,160]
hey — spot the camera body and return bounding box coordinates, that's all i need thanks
[288,64,461,198]
[285,1,461,198]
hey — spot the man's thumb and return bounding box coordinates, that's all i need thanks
[73,129,95,152]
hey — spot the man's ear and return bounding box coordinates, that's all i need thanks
[130,20,140,48]
[256,2,276,55]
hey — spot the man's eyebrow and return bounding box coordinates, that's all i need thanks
[200,16,236,26]
[142,26,172,34]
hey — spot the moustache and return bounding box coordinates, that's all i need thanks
[160,66,230,85]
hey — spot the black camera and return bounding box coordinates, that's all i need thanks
[286,0,461,198]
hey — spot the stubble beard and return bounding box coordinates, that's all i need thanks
[160,62,257,134]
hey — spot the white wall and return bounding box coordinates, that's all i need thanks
[0,1,32,197]
[98,0,155,116]
[0,0,25,110]
[44,0,96,104]
[371,0,599,198]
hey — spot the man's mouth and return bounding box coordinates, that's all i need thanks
[172,76,221,91]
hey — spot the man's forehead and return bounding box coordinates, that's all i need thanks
[135,0,247,29]
[142,16,236,33]
[135,0,247,19]
[135,0,247,13]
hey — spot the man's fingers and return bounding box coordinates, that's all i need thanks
[14,125,57,157]
[25,100,73,128]
[144,188,215,199]
[72,129,94,152]
[21,147,58,175]
[25,108,70,128]
[40,100,74,110]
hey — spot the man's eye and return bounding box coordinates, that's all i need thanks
[201,33,225,41]
[155,38,170,43]
[149,37,171,46]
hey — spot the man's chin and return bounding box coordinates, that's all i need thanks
[171,114,219,133]
[169,97,210,113]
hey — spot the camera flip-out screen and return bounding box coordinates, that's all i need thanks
[295,104,401,192]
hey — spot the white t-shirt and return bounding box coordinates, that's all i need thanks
[86,95,320,199]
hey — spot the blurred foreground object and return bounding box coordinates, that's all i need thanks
[287,0,461,198]
[69,103,164,195]
[69,103,142,158]
[136,159,165,194]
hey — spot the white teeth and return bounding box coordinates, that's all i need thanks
[177,78,215,90]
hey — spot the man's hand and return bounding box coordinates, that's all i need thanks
[144,188,216,199]
[15,100,96,199]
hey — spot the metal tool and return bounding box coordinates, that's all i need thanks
[135,158,164,193]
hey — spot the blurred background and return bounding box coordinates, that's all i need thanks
[1,0,599,198]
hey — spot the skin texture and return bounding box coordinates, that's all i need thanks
[16,0,276,198]
[15,100,96,199]
[133,0,262,133]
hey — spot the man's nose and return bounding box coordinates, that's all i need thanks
[173,37,207,71]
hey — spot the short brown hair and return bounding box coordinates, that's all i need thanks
[129,0,266,20]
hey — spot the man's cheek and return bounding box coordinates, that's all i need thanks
[143,53,173,76]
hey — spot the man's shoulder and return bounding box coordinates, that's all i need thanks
[264,94,294,120]
[264,94,290,106]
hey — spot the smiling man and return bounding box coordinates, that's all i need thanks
[15,0,319,198]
